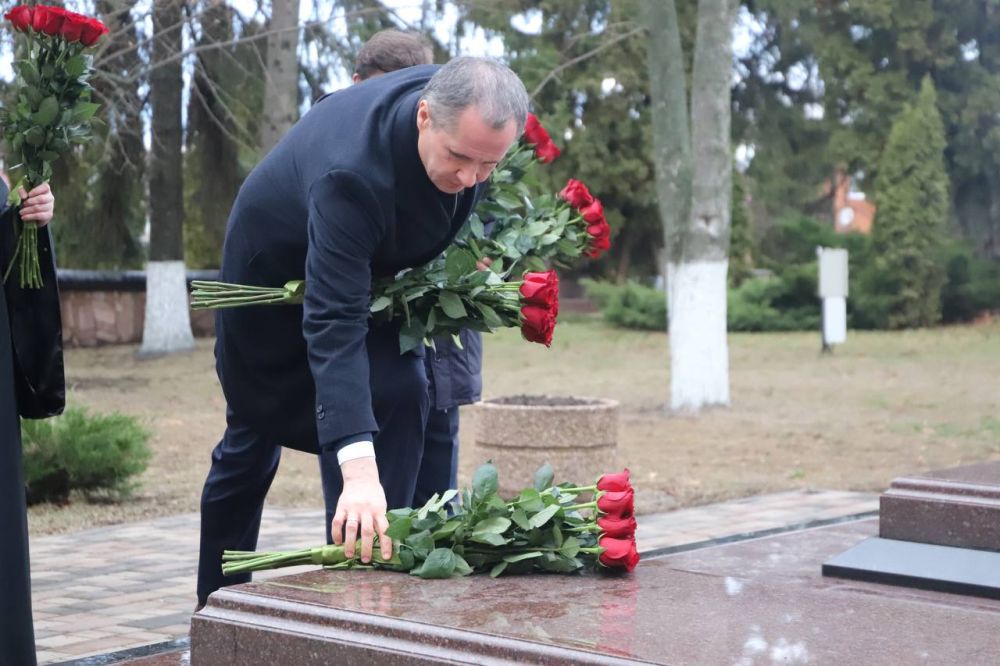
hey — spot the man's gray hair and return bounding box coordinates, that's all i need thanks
[420,56,529,134]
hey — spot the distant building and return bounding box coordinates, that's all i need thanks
[829,169,876,234]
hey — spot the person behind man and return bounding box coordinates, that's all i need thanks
[351,29,433,84]
[196,56,529,608]
[0,178,60,666]
[317,30,485,543]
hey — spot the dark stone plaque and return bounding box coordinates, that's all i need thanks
[879,461,1000,551]
[822,536,1000,599]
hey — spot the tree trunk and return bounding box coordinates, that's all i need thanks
[646,0,735,410]
[186,0,242,268]
[92,0,143,267]
[259,0,301,155]
[142,0,193,356]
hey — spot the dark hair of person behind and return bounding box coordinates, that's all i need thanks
[355,29,433,80]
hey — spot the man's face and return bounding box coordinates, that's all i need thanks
[416,100,518,194]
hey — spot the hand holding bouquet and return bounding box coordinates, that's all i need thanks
[1,5,107,287]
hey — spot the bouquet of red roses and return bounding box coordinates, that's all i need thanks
[191,114,610,352]
[466,115,612,273]
[1,5,107,287]
[222,463,639,579]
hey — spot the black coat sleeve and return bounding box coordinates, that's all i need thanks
[0,185,66,419]
[303,170,386,451]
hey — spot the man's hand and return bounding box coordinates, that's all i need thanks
[331,457,393,563]
[476,256,493,271]
[19,182,55,226]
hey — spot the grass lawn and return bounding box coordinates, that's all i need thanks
[28,315,1000,535]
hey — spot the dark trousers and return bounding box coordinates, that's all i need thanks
[197,330,429,605]
[320,405,459,541]
[412,407,460,507]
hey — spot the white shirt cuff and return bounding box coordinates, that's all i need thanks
[336,440,376,466]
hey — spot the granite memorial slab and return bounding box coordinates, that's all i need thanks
[190,519,1000,665]
[878,460,1000,551]
[824,461,1000,598]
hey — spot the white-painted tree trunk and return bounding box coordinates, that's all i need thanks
[140,260,195,357]
[667,260,731,409]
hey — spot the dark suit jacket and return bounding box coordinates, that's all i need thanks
[216,64,484,453]
[0,181,65,419]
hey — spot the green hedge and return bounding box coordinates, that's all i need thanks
[21,407,151,505]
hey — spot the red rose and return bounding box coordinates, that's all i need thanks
[519,270,559,315]
[32,5,67,36]
[597,488,634,519]
[585,219,612,259]
[5,6,34,32]
[80,17,109,47]
[523,113,548,146]
[559,178,594,209]
[520,305,556,347]
[598,536,640,572]
[533,139,560,164]
[523,113,560,164]
[580,198,605,224]
[60,12,87,43]
[597,515,637,540]
[597,469,631,492]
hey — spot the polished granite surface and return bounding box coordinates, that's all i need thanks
[189,519,1000,665]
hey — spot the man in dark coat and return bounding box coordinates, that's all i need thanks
[197,57,528,606]
[0,179,61,666]
[317,32,487,540]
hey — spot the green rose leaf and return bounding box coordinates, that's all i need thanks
[397,548,415,570]
[398,319,425,354]
[24,126,45,147]
[489,561,508,578]
[533,463,554,491]
[445,248,477,280]
[411,547,457,579]
[404,529,436,560]
[431,518,461,542]
[528,504,560,529]
[384,516,413,542]
[453,552,474,576]
[559,536,581,559]
[33,96,60,127]
[470,215,485,238]
[427,489,458,513]
[493,190,521,210]
[511,508,531,531]
[438,290,467,319]
[65,55,88,78]
[16,60,38,84]
[369,295,392,313]
[470,531,508,547]
[539,553,582,573]
[411,514,442,532]
[475,302,503,328]
[472,462,499,499]
[473,516,511,536]
[516,488,545,513]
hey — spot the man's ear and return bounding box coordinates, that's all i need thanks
[416,100,432,131]
[351,72,363,84]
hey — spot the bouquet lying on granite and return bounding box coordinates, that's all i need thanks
[191,114,611,351]
[2,5,107,287]
[222,463,639,579]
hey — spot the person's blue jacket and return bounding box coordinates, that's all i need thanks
[425,328,482,410]
[215,65,484,454]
